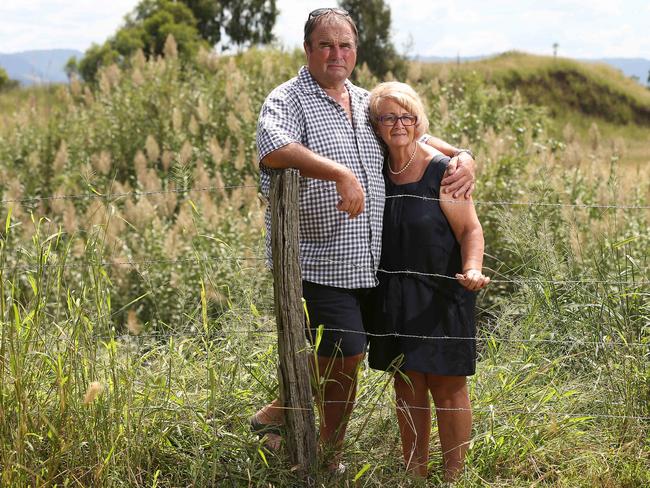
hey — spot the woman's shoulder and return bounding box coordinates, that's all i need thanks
[421,145,450,166]
[421,146,450,185]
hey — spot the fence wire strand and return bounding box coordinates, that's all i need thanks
[1,184,260,205]
[246,401,650,421]
[3,183,649,209]
[126,398,650,421]
[15,322,648,349]
[3,254,648,286]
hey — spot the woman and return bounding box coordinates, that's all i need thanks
[367,82,490,481]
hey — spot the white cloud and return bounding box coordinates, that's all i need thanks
[421,30,513,57]
[565,24,650,58]
[558,0,622,16]
[0,0,647,58]
[0,0,139,53]
[272,0,322,50]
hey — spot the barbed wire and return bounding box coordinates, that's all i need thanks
[307,327,649,348]
[2,253,648,286]
[2,255,266,273]
[14,322,648,349]
[246,400,650,421]
[6,325,647,422]
[2,176,647,452]
[3,183,648,210]
[385,193,650,210]
[0,184,259,206]
[111,397,650,422]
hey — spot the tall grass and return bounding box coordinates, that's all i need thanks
[0,47,648,486]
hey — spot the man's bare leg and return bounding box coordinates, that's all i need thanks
[315,352,364,467]
[252,352,363,458]
[251,400,284,450]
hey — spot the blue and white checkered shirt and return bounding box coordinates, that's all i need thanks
[257,66,385,289]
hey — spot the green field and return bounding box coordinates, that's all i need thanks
[0,48,648,486]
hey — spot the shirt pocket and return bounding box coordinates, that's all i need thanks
[299,179,341,245]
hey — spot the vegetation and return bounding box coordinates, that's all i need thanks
[415,51,650,126]
[67,0,278,82]
[0,46,648,486]
[0,67,9,90]
[339,0,405,78]
[0,67,18,92]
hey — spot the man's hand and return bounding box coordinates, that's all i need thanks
[335,167,365,219]
[262,144,365,218]
[441,152,476,199]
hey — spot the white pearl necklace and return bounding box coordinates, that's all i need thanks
[388,142,418,175]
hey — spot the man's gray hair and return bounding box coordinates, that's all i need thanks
[303,9,358,47]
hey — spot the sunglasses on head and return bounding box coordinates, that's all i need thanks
[308,7,350,19]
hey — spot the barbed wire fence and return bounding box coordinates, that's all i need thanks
[1,178,648,468]
[3,183,649,209]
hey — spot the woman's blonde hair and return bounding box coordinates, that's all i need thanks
[369,81,429,138]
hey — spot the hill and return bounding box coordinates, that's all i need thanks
[419,55,650,88]
[417,51,650,126]
[0,49,82,85]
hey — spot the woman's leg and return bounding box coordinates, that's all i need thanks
[394,371,431,477]
[427,375,472,481]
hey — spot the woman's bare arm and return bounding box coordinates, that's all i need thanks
[439,189,490,291]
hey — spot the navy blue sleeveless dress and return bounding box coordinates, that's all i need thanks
[367,155,477,376]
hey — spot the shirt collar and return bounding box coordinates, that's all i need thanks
[297,65,355,96]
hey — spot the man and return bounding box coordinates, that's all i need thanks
[253,7,475,470]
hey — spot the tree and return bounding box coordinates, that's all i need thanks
[69,0,278,81]
[69,0,206,81]
[0,67,10,90]
[139,1,204,56]
[76,43,121,82]
[0,68,20,91]
[338,0,405,78]
[183,0,278,48]
[65,57,79,80]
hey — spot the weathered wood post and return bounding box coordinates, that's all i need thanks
[270,169,317,479]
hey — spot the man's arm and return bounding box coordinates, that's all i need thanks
[257,89,365,219]
[422,135,476,199]
[263,143,365,219]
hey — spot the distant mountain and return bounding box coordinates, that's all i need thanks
[0,49,82,85]
[418,54,650,86]
[2,49,649,87]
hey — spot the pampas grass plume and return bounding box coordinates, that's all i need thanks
[126,309,142,335]
[83,381,104,405]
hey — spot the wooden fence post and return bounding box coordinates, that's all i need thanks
[270,169,317,480]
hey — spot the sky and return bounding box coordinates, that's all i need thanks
[1,0,649,59]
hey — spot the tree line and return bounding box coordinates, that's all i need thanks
[64,0,404,82]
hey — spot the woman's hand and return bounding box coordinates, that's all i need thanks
[455,269,490,291]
